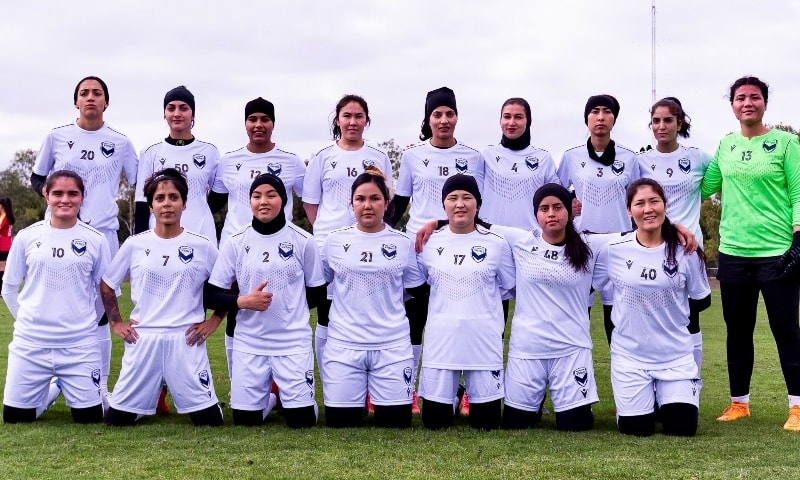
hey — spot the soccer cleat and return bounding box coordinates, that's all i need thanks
[716,401,750,422]
[458,385,470,417]
[784,406,800,431]
[411,392,421,414]
[156,386,170,416]
[366,393,374,414]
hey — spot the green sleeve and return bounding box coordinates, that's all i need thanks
[700,142,723,199]
[783,135,800,227]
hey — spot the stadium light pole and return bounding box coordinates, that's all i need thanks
[651,0,657,104]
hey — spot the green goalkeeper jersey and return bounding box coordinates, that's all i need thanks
[701,128,800,257]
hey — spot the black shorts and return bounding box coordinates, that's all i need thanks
[716,252,780,284]
[0,251,8,262]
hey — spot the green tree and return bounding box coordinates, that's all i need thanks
[0,149,46,230]
[116,177,135,243]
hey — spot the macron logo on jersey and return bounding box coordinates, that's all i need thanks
[471,246,487,263]
[331,161,338,169]
[436,247,444,256]
[159,157,166,165]
[145,249,151,256]
[455,158,468,173]
[525,156,539,171]
[279,242,294,260]
[235,163,242,171]
[101,141,115,158]
[423,159,430,167]
[67,141,75,149]
[343,244,351,252]
[178,246,194,264]
[71,239,87,256]
[381,244,397,260]
[193,154,206,169]
[626,260,633,270]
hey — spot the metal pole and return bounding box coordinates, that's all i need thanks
[652,0,657,104]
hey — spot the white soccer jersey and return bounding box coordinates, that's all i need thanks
[33,122,138,232]
[212,145,305,244]
[302,142,392,242]
[395,141,485,235]
[557,143,639,233]
[593,233,710,369]
[103,229,217,330]
[135,140,221,240]
[480,144,559,229]
[4,220,110,346]
[209,223,324,356]
[418,226,515,370]
[636,146,712,244]
[323,225,425,349]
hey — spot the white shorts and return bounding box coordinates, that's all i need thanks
[322,343,413,407]
[230,349,316,410]
[4,341,102,409]
[109,331,219,415]
[419,367,504,404]
[611,359,700,417]
[505,348,599,413]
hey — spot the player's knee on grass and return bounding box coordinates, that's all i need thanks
[232,409,264,427]
[555,404,594,431]
[373,404,411,428]
[105,407,138,426]
[3,405,36,423]
[659,403,698,437]
[422,399,454,430]
[71,404,103,424]
[617,413,656,437]
[189,404,223,427]
[325,406,364,428]
[284,405,317,428]
[468,399,501,431]
[501,405,542,429]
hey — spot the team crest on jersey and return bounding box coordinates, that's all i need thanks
[198,370,210,389]
[423,159,430,167]
[101,141,115,158]
[71,239,87,256]
[525,156,539,171]
[330,161,338,169]
[178,246,194,264]
[573,367,589,397]
[471,246,487,262]
[626,259,633,270]
[611,160,624,176]
[279,242,294,260]
[159,157,166,166]
[362,159,375,169]
[403,367,413,386]
[662,258,678,277]
[91,369,101,388]
[343,243,351,252]
[678,157,691,174]
[193,154,206,169]
[67,141,75,149]
[436,247,444,256]
[145,249,151,256]
[267,163,282,176]
[491,370,502,390]
[454,158,468,173]
[763,139,778,153]
[381,243,397,260]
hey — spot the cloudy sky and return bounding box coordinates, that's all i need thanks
[2,0,798,173]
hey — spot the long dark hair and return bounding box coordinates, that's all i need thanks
[650,97,691,138]
[626,178,706,267]
[351,165,394,223]
[564,220,591,273]
[0,197,15,225]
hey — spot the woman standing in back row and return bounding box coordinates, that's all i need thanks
[702,76,800,431]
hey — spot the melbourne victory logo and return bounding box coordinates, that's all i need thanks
[178,246,194,264]
[454,158,468,173]
[193,154,206,169]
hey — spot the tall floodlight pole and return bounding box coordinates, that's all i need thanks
[651,0,657,104]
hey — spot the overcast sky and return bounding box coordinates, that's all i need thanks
[2,1,798,173]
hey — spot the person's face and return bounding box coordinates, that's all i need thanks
[500,104,527,140]
[246,113,274,146]
[587,106,615,137]
[74,79,107,119]
[46,177,83,221]
[650,106,680,146]
[443,189,477,229]
[336,101,368,143]
[732,84,767,127]
[430,106,458,142]
[165,101,193,134]
[250,183,283,224]
[352,181,387,232]
[628,185,666,233]
[536,196,569,239]
[149,181,186,227]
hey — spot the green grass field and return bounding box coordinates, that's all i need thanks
[0,285,799,479]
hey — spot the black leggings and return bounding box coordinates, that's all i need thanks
[406,296,429,345]
[720,279,800,396]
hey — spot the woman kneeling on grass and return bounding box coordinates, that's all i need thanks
[101,168,225,426]
[2,171,109,424]
[593,178,711,436]
[208,173,326,428]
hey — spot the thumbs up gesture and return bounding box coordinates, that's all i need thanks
[237,279,273,311]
